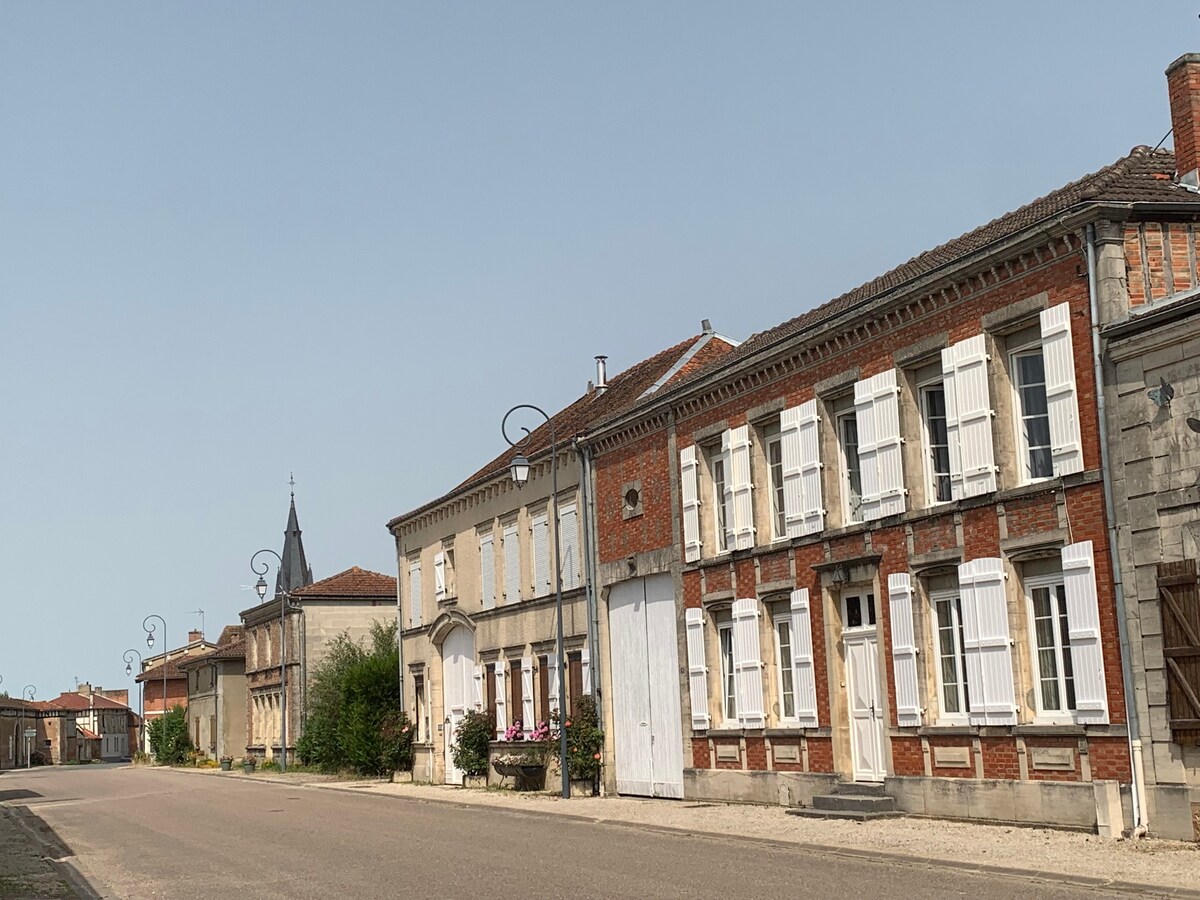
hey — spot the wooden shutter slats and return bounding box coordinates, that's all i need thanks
[1160,560,1200,742]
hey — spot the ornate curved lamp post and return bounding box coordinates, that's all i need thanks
[251,549,298,772]
[20,685,35,768]
[142,615,168,755]
[124,649,145,753]
[502,404,569,799]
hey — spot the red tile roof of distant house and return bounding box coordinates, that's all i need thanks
[45,692,133,712]
[291,566,397,599]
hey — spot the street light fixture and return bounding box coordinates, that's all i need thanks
[20,685,35,768]
[142,615,168,757]
[123,648,145,754]
[251,548,298,772]
[501,404,569,799]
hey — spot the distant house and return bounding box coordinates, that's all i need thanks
[178,625,247,760]
[44,686,139,761]
[0,697,51,768]
[135,630,216,753]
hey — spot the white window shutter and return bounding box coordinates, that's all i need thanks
[959,558,1016,726]
[434,551,447,601]
[780,405,805,538]
[1061,541,1109,723]
[680,446,702,563]
[720,430,736,551]
[581,647,592,695]
[731,598,766,729]
[685,607,711,731]
[853,376,881,520]
[944,335,997,498]
[532,514,550,596]
[408,562,422,628]
[503,525,520,604]
[873,370,906,518]
[728,425,755,550]
[558,505,580,590]
[521,656,535,733]
[1040,303,1084,477]
[480,533,495,610]
[887,573,922,727]
[472,665,483,711]
[797,400,825,535]
[789,588,819,727]
[547,652,561,714]
[494,668,507,739]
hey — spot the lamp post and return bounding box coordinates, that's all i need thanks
[502,404,569,799]
[20,685,35,768]
[142,615,168,757]
[251,549,297,772]
[124,649,145,754]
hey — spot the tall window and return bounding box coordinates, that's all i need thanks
[837,410,863,523]
[765,423,786,540]
[1012,346,1053,482]
[413,674,427,742]
[1027,574,1076,715]
[774,616,795,720]
[718,622,736,722]
[712,452,730,552]
[931,587,970,718]
[920,379,952,504]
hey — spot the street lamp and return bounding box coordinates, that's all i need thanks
[143,615,168,757]
[20,685,35,768]
[251,549,298,772]
[123,649,145,754]
[501,404,569,799]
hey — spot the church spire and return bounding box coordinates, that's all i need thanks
[277,478,314,596]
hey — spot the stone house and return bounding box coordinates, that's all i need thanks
[135,629,216,753]
[0,697,54,768]
[178,625,247,760]
[387,331,738,786]
[45,687,138,761]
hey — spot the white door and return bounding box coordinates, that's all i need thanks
[441,625,475,785]
[608,574,684,799]
[843,592,886,782]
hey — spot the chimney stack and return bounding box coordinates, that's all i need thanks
[1167,54,1200,186]
[595,355,608,394]
[188,630,203,644]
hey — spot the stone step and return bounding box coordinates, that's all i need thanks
[832,780,887,796]
[786,807,904,823]
[811,793,897,813]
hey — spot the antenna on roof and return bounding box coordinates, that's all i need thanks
[188,609,205,637]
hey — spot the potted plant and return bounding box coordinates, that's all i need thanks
[241,756,257,774]
[219,756,233,772]
[494,719,554,790]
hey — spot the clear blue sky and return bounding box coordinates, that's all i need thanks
[0,2,1192,702]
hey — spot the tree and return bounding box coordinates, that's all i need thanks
[147,704,191,765]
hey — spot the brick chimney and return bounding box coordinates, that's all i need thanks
[188,630,203,644]
[1167,54,1200,186]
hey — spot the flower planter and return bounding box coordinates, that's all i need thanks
[219,759,233,772]
[493,761,546,791]
[570,777,597,797]
[392,770,413,784]
[242,761,256,774]
[463,774,487,789]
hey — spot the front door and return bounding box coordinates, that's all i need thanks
[441,625,474,785]
[843,592,886,782]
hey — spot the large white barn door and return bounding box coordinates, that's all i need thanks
[441,625,475,785]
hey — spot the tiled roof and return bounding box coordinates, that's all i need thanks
[135,658,189,682]
[78,728,100,741]
[387,332,738,527]
[215,625,244,646]
[177,639,246,668]
[290,565,397,599]
[46,692,132,712]
[655,147,1200,400]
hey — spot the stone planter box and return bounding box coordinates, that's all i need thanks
[463,774,487,789]
[391,770,413,784]
[570,777,597,797]
[494,761,547,791]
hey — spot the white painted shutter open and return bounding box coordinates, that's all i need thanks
[493,667,507,738]
[789,588,819,727]
[532,514,550,596]
[728,425,755,550]
[581,647,592,695]
[521,656,536,733]
[873,370,906,518]
[731,598,766,728]
[1061,541,1109,723]
[719,430,736,551]
[480,533,496,610]
[434,551,447,601]
[472,665,483,710]
[548,651,561,714]
[887,573,922,727]
[558,505,580,590]
[680,446,702,563]
[408,562,422,628]
[685,607,711,731]
[796,400,825,535]
[959,558,1016,726]
[943,335,997,498]
[780,404,805,538]
[853,376,881,520]
[1040,303,1084,477]
[502,524,520,604]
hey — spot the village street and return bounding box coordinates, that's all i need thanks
[0,765,1184,900]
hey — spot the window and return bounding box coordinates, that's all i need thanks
[408,558,422,628]
[567,651,584,720]
[843,592,876,629]
[1011,344,1053,482]
[1026,572,1076,716]
[919,376,952,505]
[480,530,496,610]
[774,616,796,720]
[509,660,524,729]
[413,674,427,742]
[711,451,730,552]
[837,409,863,523]
[764,423,786,540]
[718,622,736,723]
[538,655,551,725]
[485,663,497,726]
[502,522,520,604]
[930,584,970,718]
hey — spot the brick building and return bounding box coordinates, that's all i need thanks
[135,629,215,753]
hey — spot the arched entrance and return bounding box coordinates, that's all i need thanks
[441,625,475,785]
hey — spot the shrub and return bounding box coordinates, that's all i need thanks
[451,709,494,777]
[565,696,603,781]
[147,705,192,765]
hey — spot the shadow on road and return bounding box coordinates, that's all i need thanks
[0,801,98,898]
[0,788,43,802]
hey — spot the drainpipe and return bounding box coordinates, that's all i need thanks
[1085,222,1148,836]
[573,438,603,732]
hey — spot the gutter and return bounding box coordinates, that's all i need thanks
[573,437,603,733]
[1085,222,1148,836]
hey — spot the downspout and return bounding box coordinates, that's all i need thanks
[574,438,603,732]
[1085,222,1148,835]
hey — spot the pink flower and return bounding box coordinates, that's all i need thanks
[593,753,601,760]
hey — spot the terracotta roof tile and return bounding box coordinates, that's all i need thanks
[291,566,397,599]
[46,693,132,712]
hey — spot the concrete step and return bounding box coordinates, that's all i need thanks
[832,781,887,796]
[786,807,904,823]
[811,793,897,813]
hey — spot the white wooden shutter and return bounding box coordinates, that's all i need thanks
[547,652,561,714]
[731,598,766,728]
[408,562,422,628]
[558,505,580,590]
[433,551,447,601]
[1061,541,1109,723]
[855,370,905,521]
[789,588,819,727]
[532,514,550,596]
[680,446,702,563]
[480,533,496,610]
[685,607,711,731]
[521,656,535,733]
[959,558,1016,725]
[887,573,922,727]
[502,524,520,604]
[943,335,997,498]
[581,646,592,695]
[728,425,755,550]
[796,400,825,536]
[719,430,736,551]
[1040,303,1084,477]
[853,376,881,520]
[494,667,507,738]
[472,665,483,711]
[780,404,805,538]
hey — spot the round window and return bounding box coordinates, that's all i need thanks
[624,488,640,509]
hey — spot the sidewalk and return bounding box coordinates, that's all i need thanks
[0,804,88,898]
[174,767,1200,894]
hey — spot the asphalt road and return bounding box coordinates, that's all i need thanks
[0,765,1144,899]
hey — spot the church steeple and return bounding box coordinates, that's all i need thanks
[277,477,314,596]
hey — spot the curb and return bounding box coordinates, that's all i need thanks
[0,803,106,899]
